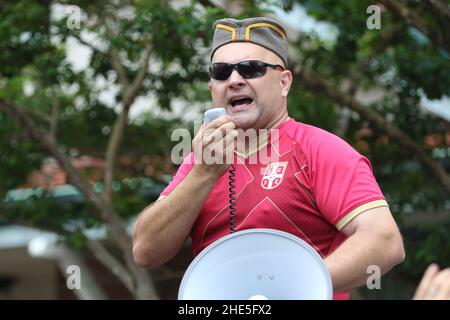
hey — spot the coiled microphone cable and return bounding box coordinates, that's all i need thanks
[229,164,237,233]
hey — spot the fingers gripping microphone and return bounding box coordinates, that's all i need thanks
[203,108,237,233]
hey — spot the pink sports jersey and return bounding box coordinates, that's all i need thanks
[161,118,388,300]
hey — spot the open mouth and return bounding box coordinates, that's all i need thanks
[230,97,253,107]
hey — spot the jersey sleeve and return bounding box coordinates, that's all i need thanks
[310,130,388,230]
[160,152,195,196]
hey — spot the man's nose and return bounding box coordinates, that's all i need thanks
[227,69,246,89]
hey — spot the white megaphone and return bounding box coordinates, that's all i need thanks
[178,228,333,300]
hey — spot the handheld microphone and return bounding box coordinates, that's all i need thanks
[203,107,236,233]
[204,107,227,125]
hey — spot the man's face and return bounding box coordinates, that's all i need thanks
[209,42,292,130]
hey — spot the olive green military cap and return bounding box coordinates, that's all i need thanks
[210,17,288,67]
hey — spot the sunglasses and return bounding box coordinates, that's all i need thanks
[209,60,284,81]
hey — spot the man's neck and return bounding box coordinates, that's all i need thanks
[235,113,290,158]
[268,113,290,130]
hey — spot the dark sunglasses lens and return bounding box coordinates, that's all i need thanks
[210,63,232,80]
[238,61,266,79]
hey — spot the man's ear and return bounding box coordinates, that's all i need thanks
[208,81,212,92]
[280,70,292,98]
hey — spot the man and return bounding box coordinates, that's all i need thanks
[132,17,405,299]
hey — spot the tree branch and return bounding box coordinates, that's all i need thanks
[50,87,60,141]
[402,210,450,228]
[421,0,450,46]
[102,39,159,299]
[293,67,450,194]
[71,32,106,56]
[424,0,450,20]
[347,23,404,96]
[378,0,449,52]
[23,108,52,124]
[336,23,404,137]
[86,239,135,293]
[103,43,152,199]
[198,0,217,8]
[123,43,153,107]
[110,48,131,89]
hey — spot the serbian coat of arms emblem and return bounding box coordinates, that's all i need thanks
[261,162,288,190]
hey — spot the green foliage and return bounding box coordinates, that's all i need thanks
[0,110,44,194]
[0,1,51,78]
[287,90,337,131]
[402,223,450,278]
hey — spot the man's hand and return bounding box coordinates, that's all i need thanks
[413,264,450,300]
[192,115,237,179]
